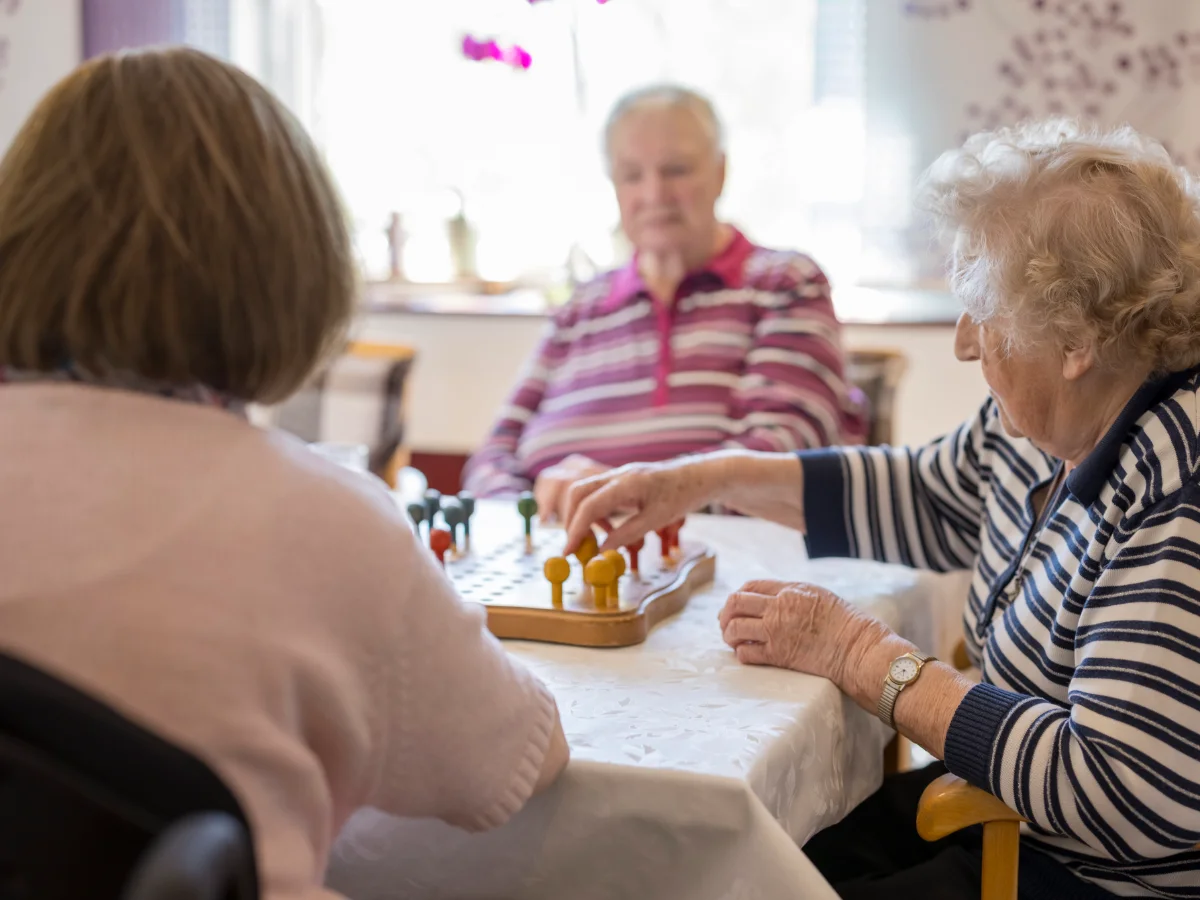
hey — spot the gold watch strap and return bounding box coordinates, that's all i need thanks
[877,652,932,730]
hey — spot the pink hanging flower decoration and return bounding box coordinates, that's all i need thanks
[461,35,496,61]
[466,0,611,68]
[461,35,532,69]
[507,45,534,68]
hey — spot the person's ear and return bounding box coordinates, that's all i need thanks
[1061,341,1097,381]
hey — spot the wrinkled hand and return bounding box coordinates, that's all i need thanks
[533,455,610,525]
[718,579,890,688]
[562,456,724,554]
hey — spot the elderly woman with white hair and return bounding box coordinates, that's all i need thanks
[560,119,1200,899]
[463,84,867,520]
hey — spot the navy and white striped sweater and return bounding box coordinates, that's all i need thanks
[802,367,1200,897]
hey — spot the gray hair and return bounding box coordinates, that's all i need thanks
[917,118,1200,372]
[602,84,724,166]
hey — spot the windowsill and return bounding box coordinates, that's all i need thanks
[361,281,961,327]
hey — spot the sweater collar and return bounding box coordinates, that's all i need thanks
[604,227,754,310]
[0,364,246,416]
[1066,364,1200,505]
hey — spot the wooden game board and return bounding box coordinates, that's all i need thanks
[442,506,715,648]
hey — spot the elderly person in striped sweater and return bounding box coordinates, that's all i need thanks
[462,84,866,520]
[562,119,1200,900]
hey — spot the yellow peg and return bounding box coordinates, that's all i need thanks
[601,549,625,606]
[544,556,570,609]
[574,530,599,568]
[584,556,615,609]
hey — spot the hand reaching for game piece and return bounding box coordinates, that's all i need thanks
[563,451,807,554]
[562,457,722,553]
[533,454,610,525]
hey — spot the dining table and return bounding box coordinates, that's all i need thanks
[327,502,973,900]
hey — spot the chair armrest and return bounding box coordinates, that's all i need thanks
[951,639,973,671]
[347,340,416,362]
[123,812,257,900]
[916,773,1026,842]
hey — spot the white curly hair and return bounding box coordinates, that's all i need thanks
[918,118,1200,372]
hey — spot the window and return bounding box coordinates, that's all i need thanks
[82,1,1200,297]
[236,0,872,288]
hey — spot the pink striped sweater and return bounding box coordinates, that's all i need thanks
[463,230,868,497]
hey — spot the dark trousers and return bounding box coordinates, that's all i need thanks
[802,763,1118,900]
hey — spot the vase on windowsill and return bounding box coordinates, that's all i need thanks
[385,212,408,282]
[447,188,478,283]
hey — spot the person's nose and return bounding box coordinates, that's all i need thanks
[640,171,670,206]
[954,311,981,362]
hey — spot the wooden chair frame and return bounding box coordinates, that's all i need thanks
[345,340,416,487]
[918,644,1199,900]
[916,774,1026,900]
[845,347,908,446]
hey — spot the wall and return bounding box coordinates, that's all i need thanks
[870,0,1200,165]
[360,313,989,458]
[0,0,80,154]
[864,0,1200,281]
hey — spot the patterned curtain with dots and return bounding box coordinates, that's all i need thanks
[866,0,1200,283]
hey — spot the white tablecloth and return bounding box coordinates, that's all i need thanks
[328,507,973,900]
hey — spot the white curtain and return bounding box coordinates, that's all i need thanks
[264,0,869,286]
[239,0,1200,292]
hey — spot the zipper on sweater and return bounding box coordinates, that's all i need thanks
[975,463,1065,639]
[653,295,674,407]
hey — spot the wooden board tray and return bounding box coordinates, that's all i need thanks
[441,518,715,648]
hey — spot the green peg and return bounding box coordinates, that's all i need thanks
[517,491,538,553]
[424,489,442,529]
[457,491,475,551]
[442,499,464,552]
[406,502,426,535]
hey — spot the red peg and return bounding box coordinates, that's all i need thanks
[656,527,670,561]
[626,537,644,575]
[668,518,685,553]
[430,528,452,567]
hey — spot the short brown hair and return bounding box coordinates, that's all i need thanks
[0,46,355,403]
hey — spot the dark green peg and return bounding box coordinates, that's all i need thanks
[457,491,475,551]
[517,491,538,553]
[424,489,442,529]
[442,499,464,552]
[406,502,426,535]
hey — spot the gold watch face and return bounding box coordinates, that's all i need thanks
[889,656,920,684]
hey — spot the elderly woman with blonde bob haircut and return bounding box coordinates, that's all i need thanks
[0,48,567,899]
[562,120,1200,899]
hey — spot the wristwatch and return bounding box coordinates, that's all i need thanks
[877,651,933,730]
